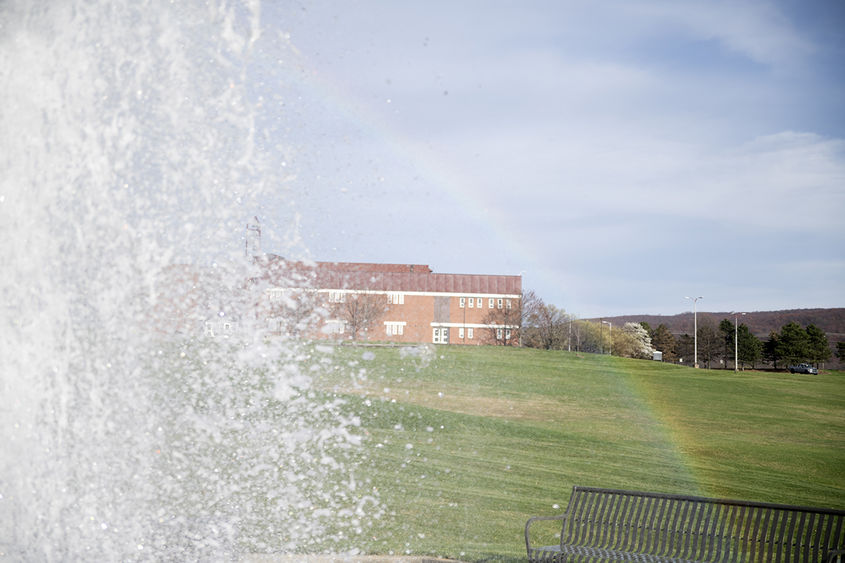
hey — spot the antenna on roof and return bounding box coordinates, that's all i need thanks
[245,216,261,259]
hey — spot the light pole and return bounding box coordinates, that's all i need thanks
[733,312,746,372]
[685,296,703,368]
[602,320,612,355]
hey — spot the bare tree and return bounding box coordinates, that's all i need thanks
[264,289,320,338]
[523,295,568,350]
[481,296,522,346]
[331,292,387,340]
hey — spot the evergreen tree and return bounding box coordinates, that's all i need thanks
[651,324,676,363]
[675,334,694,365]
[805,324,831,366]
[736,324,762,369]
[776,322,809,365]
[763,331,780,369]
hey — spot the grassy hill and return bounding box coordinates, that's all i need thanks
[308,344,845,561]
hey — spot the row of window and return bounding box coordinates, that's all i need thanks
[272,290,513,310]
[330,291,406,304]
[459,297,512,309]
[296,318,508,343]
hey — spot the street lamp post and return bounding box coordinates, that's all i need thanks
[733,312,746,372]
[685,296,703,368]
[602,320,612,355]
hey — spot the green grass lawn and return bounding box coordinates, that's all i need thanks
[307,344,845,561]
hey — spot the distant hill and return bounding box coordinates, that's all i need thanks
[590,308,844,369]
[593,308,845,342]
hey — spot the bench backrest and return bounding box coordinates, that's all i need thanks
[561,487,845,562]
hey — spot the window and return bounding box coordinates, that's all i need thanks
[433,327,449,344]
[497,298,503,309]
[506,329,512,340]
[459,327,465,339]
[385,322,405,336]
[328,291,345,303]
[387,292,404,305]
[468,297,474,308]
[476,298,482,308]
[489,298,494,308]
[506,299,512,309]
[468,328,474,339]
[496,328,503,340]
[459,297,465,308]
[323,320,345,334]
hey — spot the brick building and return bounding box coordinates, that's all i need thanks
[256,256,522,345]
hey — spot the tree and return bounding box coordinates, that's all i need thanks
[736,324,762,369]
[805,324,831,366]
[718,319,735,369]
[776,322,809,366]
[571,319,601,354]
[675,334,694,365]
[520,291,568,350]
[837,341,845,363]
[763,331,780,369]
[651,324,676,363]
[263,289,320,338]
[481,300,521,346]
[331,292,387,340]
[696,316,719,369]
[614,322,654,359]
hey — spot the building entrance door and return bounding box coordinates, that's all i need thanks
[432,327,449,344]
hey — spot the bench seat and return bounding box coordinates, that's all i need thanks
[526,486,845,563]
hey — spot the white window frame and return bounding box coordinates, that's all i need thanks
[324,319,345,334]
[468,298,474,308]
[489,298,495,308]
[468,327,474,339]
[459,327,465,339]
[459,297,465,308]
[497,298,503,309]
[476,298,482,308]
[506,299,512,309]
[384,321,405,336]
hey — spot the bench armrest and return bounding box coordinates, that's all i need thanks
[827,549,845,563]
[525,513,567,553]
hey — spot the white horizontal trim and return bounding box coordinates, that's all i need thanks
[266,287,520,299]
[430,322,518,329]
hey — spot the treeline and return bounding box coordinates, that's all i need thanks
[520,291,837,370]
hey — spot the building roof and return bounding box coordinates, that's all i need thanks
[256,256,522,296]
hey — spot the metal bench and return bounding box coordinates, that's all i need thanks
[526,486,845,562]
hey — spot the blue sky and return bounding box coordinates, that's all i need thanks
[251,0,844,317]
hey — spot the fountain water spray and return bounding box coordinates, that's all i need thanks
[0,1,379,559]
